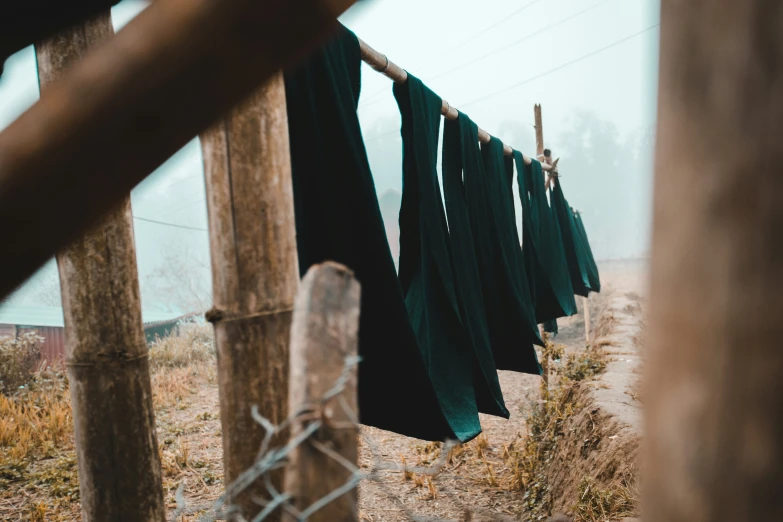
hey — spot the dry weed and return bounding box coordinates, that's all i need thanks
[148,322,214,371]
[573,477,638,522]
[0,332,43,393]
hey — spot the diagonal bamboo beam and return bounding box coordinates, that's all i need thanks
[0,0,357,302]
[360,37,554,168]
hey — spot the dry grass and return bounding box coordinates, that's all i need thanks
[514,334,610,521]
[0,332,44,393]
[573,477,639,522]
[0,323,222,521]
[148,322,215,371]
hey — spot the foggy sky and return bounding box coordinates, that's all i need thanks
[0,0,660,310]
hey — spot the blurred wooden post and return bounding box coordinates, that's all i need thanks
[202,73,299,520]
[284,262,360,522]
[645,1,783,521]
[35,13,165,521]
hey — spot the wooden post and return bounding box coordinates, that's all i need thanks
[202,73,299,520]
[534,103,553,384]
[35,13,165,521]
[583,296,591,345]
[534,103,545,159]
[283,262,360,522]
[645,1,783,521]
[0,0,357,302]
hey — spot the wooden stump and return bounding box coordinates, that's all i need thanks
[283,262,361,522]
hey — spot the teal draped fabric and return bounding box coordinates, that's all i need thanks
[284,26,454,441]
[515,156,578,322]
[393,75,485,440]
[551,177,594,296]
[481,138,543,351]
[573,211,601,293]
[442,113,542,376]
[543,319,559,335]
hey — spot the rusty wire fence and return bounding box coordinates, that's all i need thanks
[169,353,520,522]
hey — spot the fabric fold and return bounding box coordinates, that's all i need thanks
[515,155,578,323]
[393,74,485,439]
[442,113,542,376]
[573,210,601,293]
[551,177,594,297]
[284,25,454,441]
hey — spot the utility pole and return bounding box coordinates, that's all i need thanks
[201,73,299,520]
[36,13,165,521]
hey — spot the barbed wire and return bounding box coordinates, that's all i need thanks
[168,355,528,522]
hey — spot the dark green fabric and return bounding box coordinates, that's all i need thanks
[515,155,578,322]
[543,319,559,336]
[573,211,601,293]
[284,26,454,441]
[442,113,542,375]
[481,138,543,351]
[393,75,485,440]
[508,152,559,324]
[550,177,595,296]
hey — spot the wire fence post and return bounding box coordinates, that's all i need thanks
[202,72,299,520]
[35,13,166,521]
[283,262,361,522]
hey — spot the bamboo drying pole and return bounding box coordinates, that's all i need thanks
[202,73,299,520]
[645,1,783,520]
[359,38,555,169]
[0,0,358,302]
[533,104,551,386]
[35,13,165,521]
[535,104,591,345]
[283,262,361,522]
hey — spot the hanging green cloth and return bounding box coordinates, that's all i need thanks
[481,138,543,349]
[442,113,542,376]
[395,80,508,421]
[543,319,559,336]
[515,155,578,322]
[284,25,454,441]
[550,177,595,296]
[573,210,602,293]
[393,74,490,439]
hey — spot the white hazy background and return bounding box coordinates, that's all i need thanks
[0,0,659,313]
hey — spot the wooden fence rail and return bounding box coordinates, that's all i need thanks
[0,0,357,302]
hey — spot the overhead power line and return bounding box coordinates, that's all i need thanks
[359,0,546,108]
[363,22,659,145]
[459,23,660,109]
[133,215,208,232]
[431,0,547,59]
[429,0,617,82]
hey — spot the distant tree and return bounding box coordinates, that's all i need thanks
[146,241,212,313]
[554,111,653,260]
